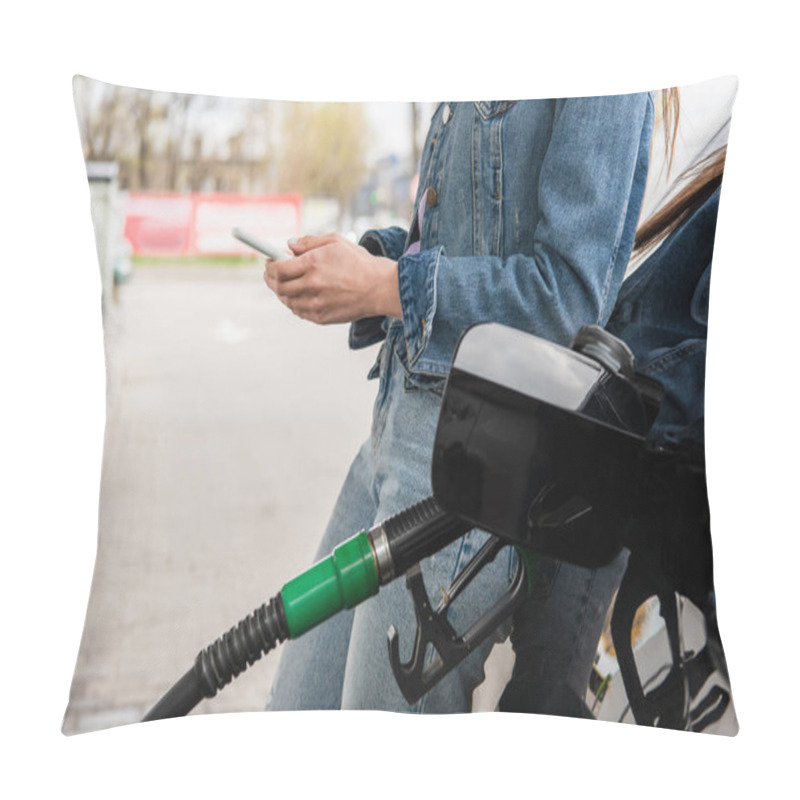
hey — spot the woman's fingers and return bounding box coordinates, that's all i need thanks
[264,254,308,288]
[262,234,398,325]
[288,232,341,255]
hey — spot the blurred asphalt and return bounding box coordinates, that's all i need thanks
[62,264,383,733]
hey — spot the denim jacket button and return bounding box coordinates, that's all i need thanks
[426,187,438,207]
[442,104,452,124]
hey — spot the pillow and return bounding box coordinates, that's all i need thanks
[63,75,738,735]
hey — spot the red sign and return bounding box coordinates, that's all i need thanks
[124,193,302,256]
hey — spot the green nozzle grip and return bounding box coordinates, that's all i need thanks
[280,532,379,638]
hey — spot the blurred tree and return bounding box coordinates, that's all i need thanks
[165,92,192,190]
[75,79,134,164]
[74,78,357,199]
[131,89,161,189]
[278,103,371,224]
[235,98,277,194]
[74,79,171,190]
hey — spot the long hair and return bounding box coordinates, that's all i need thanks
[634,145,727,258]
[659,87,681,178]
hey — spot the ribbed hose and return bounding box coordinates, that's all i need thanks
[143,499,466,721]
[382,496,469,577]
[143,595,287,721]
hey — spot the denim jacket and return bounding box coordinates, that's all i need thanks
[607,188,721,446]
[351,95,654,382]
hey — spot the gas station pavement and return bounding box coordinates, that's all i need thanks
[62,264,380,733]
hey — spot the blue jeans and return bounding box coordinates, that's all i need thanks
[500,550,628,716]
[267,332,627,713]
[267,335,515,712]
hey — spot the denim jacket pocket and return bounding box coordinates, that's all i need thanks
[474,100,518,119]
[639,339,707,445]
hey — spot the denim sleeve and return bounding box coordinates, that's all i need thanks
[397,94,654,376]
[348,226,408,349]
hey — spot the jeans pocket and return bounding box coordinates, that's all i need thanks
[371,344,393,451]
[402,369,446,396]
[390,334,447,396]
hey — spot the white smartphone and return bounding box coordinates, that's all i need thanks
[232,227,290,260]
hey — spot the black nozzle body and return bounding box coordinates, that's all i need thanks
[381,497,469,577]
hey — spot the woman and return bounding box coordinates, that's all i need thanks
[264,93,660,713]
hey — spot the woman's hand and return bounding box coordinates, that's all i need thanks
[263,233,401,325]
